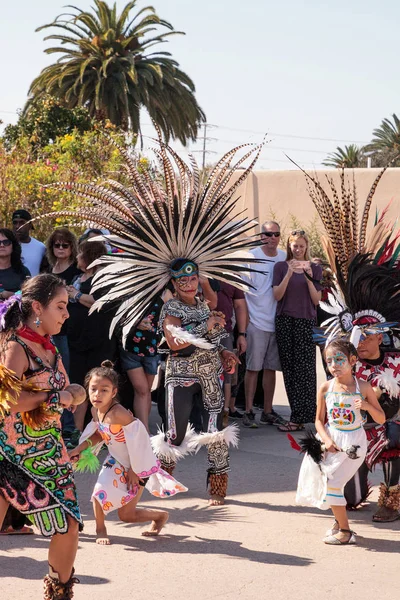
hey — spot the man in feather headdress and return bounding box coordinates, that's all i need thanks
[295,162,400,523]
[43,131,269,504]
[345,328,400,522]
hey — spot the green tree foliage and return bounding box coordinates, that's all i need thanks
[28,0,205,144]
[0,125,132,240]
[3,95,93,153]
[322,144,366,168]
[364,113,400,167]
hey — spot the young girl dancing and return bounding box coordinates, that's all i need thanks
[296,340,385,545]
[69,361,187,545]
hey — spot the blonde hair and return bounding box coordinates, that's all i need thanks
[286,231,311,261]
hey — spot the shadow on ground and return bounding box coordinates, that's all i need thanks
[80,531,313,566]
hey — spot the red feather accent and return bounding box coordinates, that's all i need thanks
[287,434,301,452]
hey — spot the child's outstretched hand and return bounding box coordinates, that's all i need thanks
[127,468,144,490]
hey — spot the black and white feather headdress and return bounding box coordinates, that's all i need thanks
[43,130,267,342]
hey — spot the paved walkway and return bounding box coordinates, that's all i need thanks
[1,367,399,600]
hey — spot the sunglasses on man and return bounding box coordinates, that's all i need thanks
[0,239,12,247]
[262,232,280,238]
[53,242,71,249]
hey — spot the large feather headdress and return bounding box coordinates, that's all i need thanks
[43,130,267,342]
[291,161,400,347]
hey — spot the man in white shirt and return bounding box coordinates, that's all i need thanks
[243,221,287,428]
[12,209,46,277]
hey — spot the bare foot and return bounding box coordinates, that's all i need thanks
[141,512,169,537]
[96,528,111,545]
[208,494,225,506]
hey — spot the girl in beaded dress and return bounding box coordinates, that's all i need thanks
[296,340,385,545]
[0,274,84,599]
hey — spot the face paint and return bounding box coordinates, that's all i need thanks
[326,351,348,368]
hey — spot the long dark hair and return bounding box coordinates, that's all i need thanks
[0,228,25,274]
[1,273,65,336]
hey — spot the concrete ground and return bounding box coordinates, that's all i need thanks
[1,361,399,600]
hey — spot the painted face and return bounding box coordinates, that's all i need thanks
[36,288,69,336]
[325,349,352,376]
[173,274,199,297]
[88,375,117,409]
[290,237,307,260]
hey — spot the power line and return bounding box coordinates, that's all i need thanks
[202,123,369,145]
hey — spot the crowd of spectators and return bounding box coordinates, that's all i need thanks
[1,209,327,444]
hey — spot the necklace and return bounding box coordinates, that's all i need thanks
[99,402,119,423]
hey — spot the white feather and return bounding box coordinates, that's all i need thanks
[150,425,197,461]
[165,324,215,350]
[194,423,240,451]
[350,326,362,348]
[375,373,400,399]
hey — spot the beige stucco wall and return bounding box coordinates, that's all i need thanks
[231,167,400,235]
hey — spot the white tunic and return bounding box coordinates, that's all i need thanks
[296,379,367,509]
[81,419,187,514]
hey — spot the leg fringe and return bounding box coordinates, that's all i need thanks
[43,565,79,600]
[208,473,228,498]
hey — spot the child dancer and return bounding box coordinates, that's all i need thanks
[69,361,187,545]
[296,340,385,545]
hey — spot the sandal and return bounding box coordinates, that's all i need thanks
[277,422,305,432]
[0,525,34,535]
[325,519,339,536]
[323,528,356,545]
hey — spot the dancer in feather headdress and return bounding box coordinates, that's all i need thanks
[297,163,400,523]
[44,130,267,504]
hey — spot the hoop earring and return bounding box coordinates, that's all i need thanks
[34,316,42,328]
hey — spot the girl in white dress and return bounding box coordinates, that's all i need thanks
[69,361,187,545]
[296,340,385,545]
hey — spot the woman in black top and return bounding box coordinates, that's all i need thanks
[0,229,30,300]
[66,240,116,431]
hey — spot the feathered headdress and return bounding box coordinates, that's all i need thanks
[290,161,400,347]
[42,129,268,342]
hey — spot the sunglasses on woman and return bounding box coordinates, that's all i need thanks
[291,229,305,236]
[0,239,12,247]
[53,242,70,249]
[262,232,280,238]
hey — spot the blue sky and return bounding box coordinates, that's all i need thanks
[1,0,399,169]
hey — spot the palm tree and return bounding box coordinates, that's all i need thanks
[322,144,365,168]
[364,113,400,166]
[27,1,206,144]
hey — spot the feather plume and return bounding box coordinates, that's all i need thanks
[41,130,265,339]
[165,324,215,350]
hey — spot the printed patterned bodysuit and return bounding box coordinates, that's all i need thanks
[0,336,82,536]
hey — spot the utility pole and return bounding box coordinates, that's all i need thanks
[202,123,207,170]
